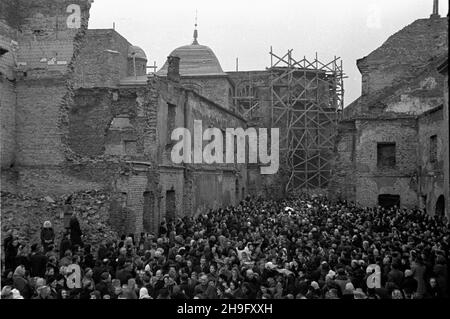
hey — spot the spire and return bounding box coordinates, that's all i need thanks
[192,10,199,45]
[431,0,440,17]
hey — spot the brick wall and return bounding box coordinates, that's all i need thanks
[73,29,130,89]
[69,88,113,156]
[115,168,149,235]
[16,80,67,166]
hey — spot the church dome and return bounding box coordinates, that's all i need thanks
[128,45,147,60]
[157,29,226,77]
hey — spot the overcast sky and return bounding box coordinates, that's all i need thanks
[89,0,448,107]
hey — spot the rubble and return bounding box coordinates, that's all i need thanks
[1,190,119,252]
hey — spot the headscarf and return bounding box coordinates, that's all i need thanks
[139,287,152,299]
[13,265,26,277]
[43,221,52,228]
[11,289,24,299]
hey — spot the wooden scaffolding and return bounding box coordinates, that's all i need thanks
[270,48,344,193]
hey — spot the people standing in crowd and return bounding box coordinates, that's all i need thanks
[1,195,449,299]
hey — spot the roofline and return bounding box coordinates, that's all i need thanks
[157,73,235,88]
[418,104,444,118]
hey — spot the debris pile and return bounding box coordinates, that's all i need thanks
[1,190,118,249]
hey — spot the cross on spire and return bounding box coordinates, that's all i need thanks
[193,10,199,45]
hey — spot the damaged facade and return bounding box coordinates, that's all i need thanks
[329,13,449,217]
[1,0,448,244]
[0,0,246,238]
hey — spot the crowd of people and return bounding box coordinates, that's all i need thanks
[1,195,449,300]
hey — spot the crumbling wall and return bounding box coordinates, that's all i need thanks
[69,88,113,156]
[12,0,91,168]
[1,190,118,250]
[354,118,419,208]
[0,1,126,243]
[328,121,357,202]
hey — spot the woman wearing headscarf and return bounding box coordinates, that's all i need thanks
[139,287,152,299]
[40,221,55,253]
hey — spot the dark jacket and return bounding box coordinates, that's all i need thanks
[29,252,47,278]
[59,238,72,259]
[402,276,418,295]
[40,228,55,245]
[70,217,83,246]
[95,280,113,297]
[387,269,404,288]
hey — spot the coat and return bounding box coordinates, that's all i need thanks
[70,217,83,246]
[411,262,426,297]
[29,252,47,278]
[387,269,404,288]
[433,264,448,294]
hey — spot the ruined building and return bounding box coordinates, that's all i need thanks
[1,0,448,244]
[329,9,449,217]
[0,0,246,238]
[1,0,346,242]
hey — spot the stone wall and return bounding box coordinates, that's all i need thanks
[354,118,419,208]
[328,121,357,202]
[418,106,445,215]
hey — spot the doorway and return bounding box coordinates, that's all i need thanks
[436,195,445,216]
[378,194,400,209]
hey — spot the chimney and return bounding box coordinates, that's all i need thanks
[167,56,180,82]
[431,0,440,18]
